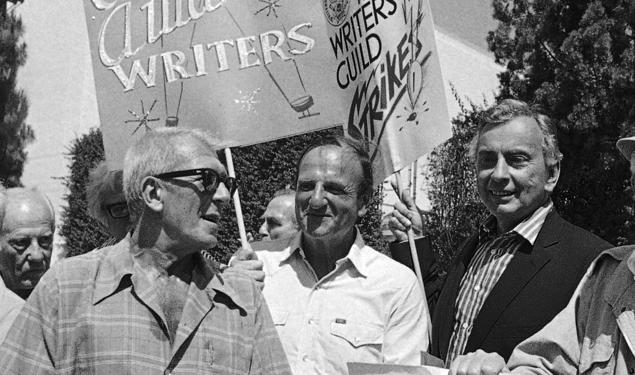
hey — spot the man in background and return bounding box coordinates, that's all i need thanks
[86,161,130,244]
[259,188,299,241]
[0,187,55,300]
[0,187,23,343]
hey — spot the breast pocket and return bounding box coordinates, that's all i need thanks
[330,319,384,350]
[198,339,252,375]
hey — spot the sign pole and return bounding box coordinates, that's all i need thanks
[396,170,424,288]
[224,148,249,248]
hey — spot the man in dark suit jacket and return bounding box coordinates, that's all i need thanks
[389,99,611,364]
[433,209,610,362]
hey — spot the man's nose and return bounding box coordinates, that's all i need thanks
[491,157,510,181]
[26,241,46,264]
[213,182,231,204]
[309,184,327,208]
[259,221,269,236]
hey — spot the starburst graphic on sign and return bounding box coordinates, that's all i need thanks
[125,99,160,134]
[234,89,261,112]
[396,101,429,130]
[255,0,281,17]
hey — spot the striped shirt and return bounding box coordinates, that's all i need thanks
[445,201,553,364]
[0,237,291,375]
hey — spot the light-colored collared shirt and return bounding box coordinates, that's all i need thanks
[256,230,430,374]
[0,277,23,345]
[0,237,291,374]
[446,201,553,364]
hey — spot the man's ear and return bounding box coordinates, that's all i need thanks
[357,196,368,218]
[141,176,164,213]
[544,160,561,194]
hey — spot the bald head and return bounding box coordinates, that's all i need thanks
[0,188,55,297]
[259,192,299,241]
[2,188,55,234]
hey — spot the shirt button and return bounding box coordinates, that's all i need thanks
[490,249,496,255]
[302,355,309,362]
[462,322,468,329]
[474,285,480,291]
[308,319,315,325]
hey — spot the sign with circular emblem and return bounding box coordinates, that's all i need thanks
[323,0,350,26]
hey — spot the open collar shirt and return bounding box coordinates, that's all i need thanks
[0,237,291,375]
[256,230,430,374]
[446,201,553,364]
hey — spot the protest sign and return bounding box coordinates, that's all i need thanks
[84,0,450,177]
[322,0,451,182]
[83,0,348,169]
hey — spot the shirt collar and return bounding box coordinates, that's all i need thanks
[335,230,370,277]
[92,236,248,311]
[513,201,553,245]
[479,200,553,245]
[280,229,370,277]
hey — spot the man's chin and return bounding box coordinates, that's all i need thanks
[14,280,37,292]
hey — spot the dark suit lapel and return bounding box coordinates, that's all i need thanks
[432,234,479,358]
[465,212,561,352]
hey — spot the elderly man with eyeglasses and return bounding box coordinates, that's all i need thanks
[86,161,131,245]
[0,128,291,374]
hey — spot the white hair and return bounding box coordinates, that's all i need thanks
[123,128,218,218]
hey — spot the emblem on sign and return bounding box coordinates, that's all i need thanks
[323,0,350,26]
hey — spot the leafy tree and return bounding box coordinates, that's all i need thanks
[0,10,33,187]
[61,128,387,260]
[422,0,634,268]
[422,92,489,269]
[488,0,635,244]
[59,129,111,257]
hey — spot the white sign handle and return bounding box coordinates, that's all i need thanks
[396,170,424,288]
[224,148,249,248]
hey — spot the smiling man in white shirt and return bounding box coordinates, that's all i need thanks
[243,136,431,374]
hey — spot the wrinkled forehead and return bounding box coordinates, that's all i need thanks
[299,145,363,177]
[2,197,54,233]
[477,116,543,152]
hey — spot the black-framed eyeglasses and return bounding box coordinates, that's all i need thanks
[105,202,130,219]
[154,168,237,196]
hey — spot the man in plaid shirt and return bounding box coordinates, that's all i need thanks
[0,128,291,375]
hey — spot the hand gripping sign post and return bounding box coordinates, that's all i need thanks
[83,0,451,256]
